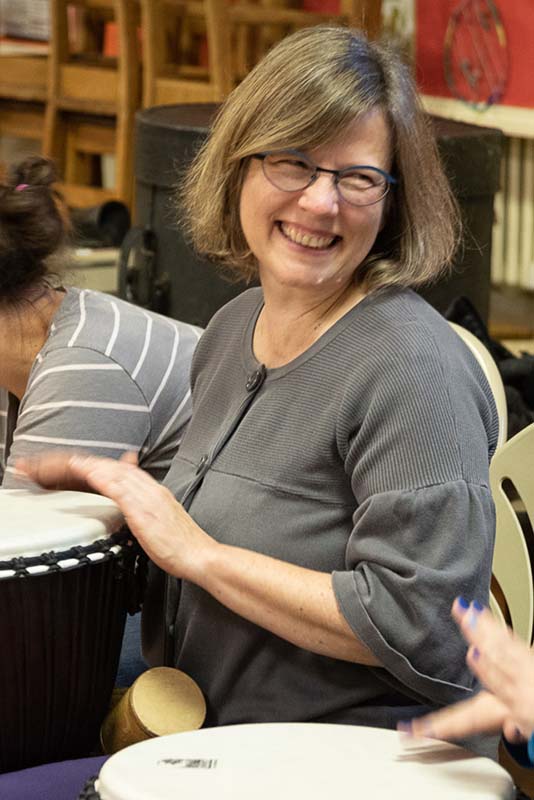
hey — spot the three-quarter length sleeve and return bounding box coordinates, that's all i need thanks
[332,481,495,705]
[332,320,497,706]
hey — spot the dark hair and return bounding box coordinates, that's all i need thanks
[181,26,460,290]
[0,156,68,304]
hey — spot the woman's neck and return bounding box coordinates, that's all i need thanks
[0,288,65,400]
[253,280,366,368]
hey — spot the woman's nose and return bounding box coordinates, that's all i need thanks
[297,174,339,216]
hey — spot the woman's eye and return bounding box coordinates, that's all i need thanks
[342,171,378,189]
[278,158,309,170]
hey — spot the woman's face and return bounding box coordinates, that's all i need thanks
[239,109,392,297]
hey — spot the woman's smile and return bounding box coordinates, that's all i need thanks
[277,221,341,251]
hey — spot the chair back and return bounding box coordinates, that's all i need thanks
[448,324,533,637]
[490,423,534,642]
[140,0,355,109]
[0,41,48,158]
[449,322,508,448]
[44,0,140,206]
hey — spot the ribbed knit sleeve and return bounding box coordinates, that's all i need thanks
[332,314,496,705]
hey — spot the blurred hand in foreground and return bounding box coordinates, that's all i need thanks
[399,597,534,744]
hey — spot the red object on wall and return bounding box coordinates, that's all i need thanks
[416,0,534,108]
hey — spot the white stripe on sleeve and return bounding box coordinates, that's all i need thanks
[28,363,122,390]
[152,389,191,449]
[105,301,121,357]
[19,400,149,418]
[14,433,136,450]
[132,312,153,380]
[149,326,180,412]
[68,290,87,347]
[189,324,203,342]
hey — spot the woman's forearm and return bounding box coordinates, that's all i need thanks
[15,451,381,665]
[194,540,381,665]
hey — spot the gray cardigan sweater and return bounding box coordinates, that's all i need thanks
[144,286,498,731]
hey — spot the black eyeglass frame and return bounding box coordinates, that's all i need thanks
[252,149,397,207]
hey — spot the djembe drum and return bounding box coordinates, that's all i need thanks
[0,489,139,773]
[79,723,514,800]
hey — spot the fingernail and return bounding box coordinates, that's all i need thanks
[467,610,478,629]
[457,596,470,610]
[472,600,484,612]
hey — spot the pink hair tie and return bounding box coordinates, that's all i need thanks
[15,184,29,192]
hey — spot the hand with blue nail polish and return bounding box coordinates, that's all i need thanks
[400,597,534,754]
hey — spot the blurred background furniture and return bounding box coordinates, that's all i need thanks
[139,0,354,108]
[44,0,141,207]
[0,38,48,169]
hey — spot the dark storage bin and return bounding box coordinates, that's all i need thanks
[121,104,503,326]
[422,116,504,323]
[119,104,250,328]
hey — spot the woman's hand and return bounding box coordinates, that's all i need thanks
[15,452,217,583]
[400,597,534,743]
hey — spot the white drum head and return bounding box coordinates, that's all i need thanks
[95,723,514,800]
[0,489,123,559]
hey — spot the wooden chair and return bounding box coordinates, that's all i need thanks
[44,0,141,207]
[451,326,534,642]
[450,322,511,625]
[449,322,508,448]
[0,41,49,158]
[140,0,359,108]
[490,423,534,643]
[141,0,231,105]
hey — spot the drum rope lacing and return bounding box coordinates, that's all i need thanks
[0,529,135,579]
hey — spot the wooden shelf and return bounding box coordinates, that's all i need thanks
[422,94,534,140]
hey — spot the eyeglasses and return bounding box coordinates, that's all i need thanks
[252,150,396,207]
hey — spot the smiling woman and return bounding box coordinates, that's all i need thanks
[180,25,460,291]
[239,111,391,322]
[0,25,501,800]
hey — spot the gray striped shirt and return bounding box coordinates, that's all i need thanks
[0,287,201,487]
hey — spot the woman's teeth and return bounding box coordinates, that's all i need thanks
[281,223,336,250]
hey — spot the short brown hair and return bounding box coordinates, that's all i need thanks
[180,25,460,291]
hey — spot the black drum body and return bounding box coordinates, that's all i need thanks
[0,543,133,772]
[0,547,128,772]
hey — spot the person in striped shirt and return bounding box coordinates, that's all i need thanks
[0,156,201,489]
